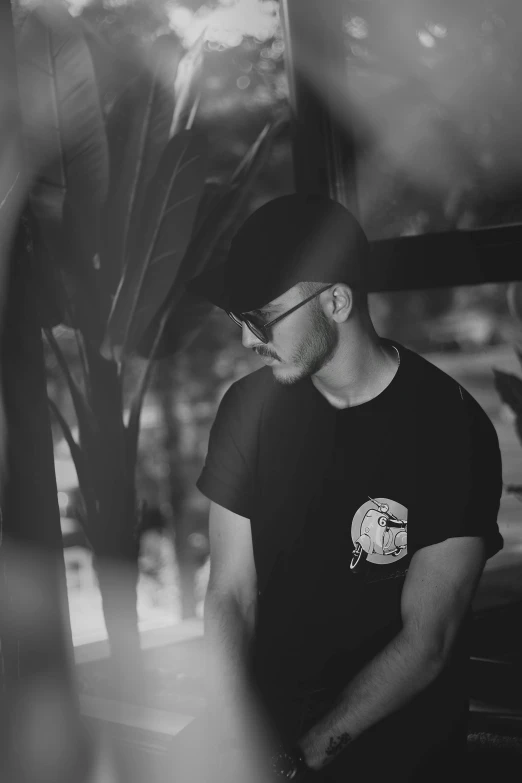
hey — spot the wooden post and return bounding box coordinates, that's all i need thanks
[280,0,358,212]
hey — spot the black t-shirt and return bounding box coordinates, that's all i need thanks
[197,339,503,757]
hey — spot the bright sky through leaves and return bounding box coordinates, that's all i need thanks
[167,0,280,48]
[62,0,281,48]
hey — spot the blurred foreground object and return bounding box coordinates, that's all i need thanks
[0,542,170,783]
[281,0,522,300]
[1,5,89,780]
[0,543,94,783]
[0,0,27,486]
[14,0,287,687]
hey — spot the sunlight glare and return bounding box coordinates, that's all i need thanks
[167,0,280,49]
[427,22,447,38]
[418,29,436,48]
[345,16,368,40]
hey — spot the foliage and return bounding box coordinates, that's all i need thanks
[16,0,286,632]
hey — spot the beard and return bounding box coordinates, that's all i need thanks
[274,304,339,386]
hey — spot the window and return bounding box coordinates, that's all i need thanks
[341,0,522,240]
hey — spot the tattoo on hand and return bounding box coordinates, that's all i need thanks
[325,733,352,758]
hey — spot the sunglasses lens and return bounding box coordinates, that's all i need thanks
[227,312,267,342]
[242,319,264,343]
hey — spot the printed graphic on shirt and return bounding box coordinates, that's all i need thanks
[350,497,408,573]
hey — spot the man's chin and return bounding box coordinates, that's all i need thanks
[271,363,309,386]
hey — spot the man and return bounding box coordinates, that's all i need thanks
[181,194,503,782]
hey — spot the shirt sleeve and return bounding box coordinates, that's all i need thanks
[196,381,255,519]
[410,385,504,559]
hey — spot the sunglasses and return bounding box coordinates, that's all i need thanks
[226,284,332,344]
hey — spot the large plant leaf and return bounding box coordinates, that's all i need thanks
[101,35,182,294]
[77,14,139,117]
[126,305,172,482]
[44,327,96,440]
[17,2,109,337]
[229,122,271,184]
[21,210,63,329]
[137,290,214,359]
[179,117,288,288]
[47,397,98,537]
[44,327,104,510]
[17,2,109,265]
[191,179,230,238]
[169,33,205,139]
[102,129,207,361]
[135,180,229,359]
[136,118,289,358]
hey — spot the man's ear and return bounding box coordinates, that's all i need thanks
[328,284,354,322]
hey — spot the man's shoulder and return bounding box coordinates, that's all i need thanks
[401,344,460,390]
[400,344,496,435]
[402,344,468,401]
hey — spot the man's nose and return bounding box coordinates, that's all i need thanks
[241,322,261,349]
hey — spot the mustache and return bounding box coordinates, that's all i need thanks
[254,348,279,360]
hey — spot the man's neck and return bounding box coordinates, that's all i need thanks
[311,333,399,410]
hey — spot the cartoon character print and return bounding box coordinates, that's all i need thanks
[350,497,408,573]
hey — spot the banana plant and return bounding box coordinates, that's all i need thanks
[16,1,286,676]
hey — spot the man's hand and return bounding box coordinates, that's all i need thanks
[269,742,315,781]
[297,537,487,771]
[214,720,318,783]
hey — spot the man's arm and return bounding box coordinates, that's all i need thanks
[204,501,278,758]
[204,501,258,730]
[298,535,487,771]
